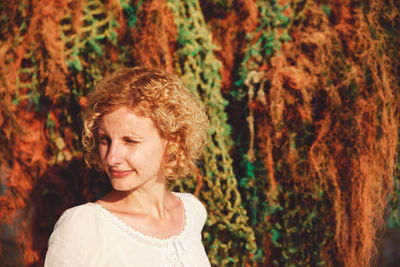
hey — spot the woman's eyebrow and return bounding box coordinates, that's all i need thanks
[123,134,143,140]
[98,130,106,135]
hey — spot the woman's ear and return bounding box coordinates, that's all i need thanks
[162,138,179,169]
[161,138,170,163]
[164,138,169,151]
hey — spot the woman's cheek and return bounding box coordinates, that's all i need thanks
[99,145,107,162]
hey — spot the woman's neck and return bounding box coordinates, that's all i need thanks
[98,181,174,221]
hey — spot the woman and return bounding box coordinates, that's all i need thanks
[44,67,211,266]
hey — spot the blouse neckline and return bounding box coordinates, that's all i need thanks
[88,192,190,248]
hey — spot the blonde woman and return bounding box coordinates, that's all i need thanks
[45,67,211,267]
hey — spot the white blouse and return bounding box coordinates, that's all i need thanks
[44,192,211,267]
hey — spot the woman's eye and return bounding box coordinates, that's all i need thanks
[124,138,138,144]
[99,136,110,145]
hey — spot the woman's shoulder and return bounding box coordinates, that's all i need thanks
[174,192,204,207]
[45,203,105,266]
[174,192,207,226]
[50,203,100,237]
[57,203,97,222]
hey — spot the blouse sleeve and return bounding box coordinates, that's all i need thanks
[44,206,93,267]
[185,193,207,231]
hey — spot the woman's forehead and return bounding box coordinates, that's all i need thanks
[99,107,157,136]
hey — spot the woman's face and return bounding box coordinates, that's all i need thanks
[98,106,167,192]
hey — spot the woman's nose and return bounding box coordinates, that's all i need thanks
[105,142,124,166]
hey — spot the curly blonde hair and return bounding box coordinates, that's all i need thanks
[82,67,209,179]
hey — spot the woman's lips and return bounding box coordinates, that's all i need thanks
[109,169,134,178]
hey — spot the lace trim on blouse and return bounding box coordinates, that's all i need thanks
[88,192,191,249]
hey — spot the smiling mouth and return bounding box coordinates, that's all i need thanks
[109,169,134,178]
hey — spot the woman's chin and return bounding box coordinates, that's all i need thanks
[110,180,138,192]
